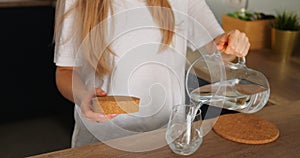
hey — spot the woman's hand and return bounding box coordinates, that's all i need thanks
[55,67,117,123]
[214,29,250,58]
[80,88,118,123]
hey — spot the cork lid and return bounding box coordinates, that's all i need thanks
[91,96,140,114]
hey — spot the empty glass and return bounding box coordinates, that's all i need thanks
[165,104,203,156]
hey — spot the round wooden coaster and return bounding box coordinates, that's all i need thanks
[213,113,280,144]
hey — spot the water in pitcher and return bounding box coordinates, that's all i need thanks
[190,78,269,113]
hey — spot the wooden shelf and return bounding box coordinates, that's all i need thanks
[0,0,56,8]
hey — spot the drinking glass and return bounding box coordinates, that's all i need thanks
[165,104,203,156]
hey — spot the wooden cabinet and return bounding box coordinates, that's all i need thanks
[222,15,274,50]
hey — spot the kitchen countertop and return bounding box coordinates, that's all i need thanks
[0,0,55,8]
[28,48,300,158]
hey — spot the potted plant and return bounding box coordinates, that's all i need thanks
[271,10,300,61]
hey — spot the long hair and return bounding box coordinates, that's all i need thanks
[54,0,175,77]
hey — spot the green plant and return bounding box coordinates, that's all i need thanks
[227,8,254,21]
[272,10,300,31]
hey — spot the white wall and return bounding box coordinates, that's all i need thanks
[206,0,300,24]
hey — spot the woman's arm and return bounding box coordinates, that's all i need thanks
[187,0,250,60]
[54,0,117,123]
[55,66,117,122]
[55,66,76,103]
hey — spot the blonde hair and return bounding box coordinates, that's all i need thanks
[54,0,175,77]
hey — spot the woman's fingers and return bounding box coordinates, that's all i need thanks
[214,29,250,57]
[81,103,119,123]
[82,110,118,123]
[95,88,107,97]
[79,88,118,123]
[225,29,250,57]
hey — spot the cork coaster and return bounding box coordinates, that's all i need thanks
[213,113,280,144]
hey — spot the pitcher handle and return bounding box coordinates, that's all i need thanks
[238,57,246,66]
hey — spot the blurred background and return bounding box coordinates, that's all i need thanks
[0,0,299,158]
[207,0,300,23]
[0,0,74,158]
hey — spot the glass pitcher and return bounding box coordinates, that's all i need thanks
[186,43,270,114]
[166,42,270,156]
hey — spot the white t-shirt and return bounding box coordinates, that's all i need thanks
[54,0,224,142]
